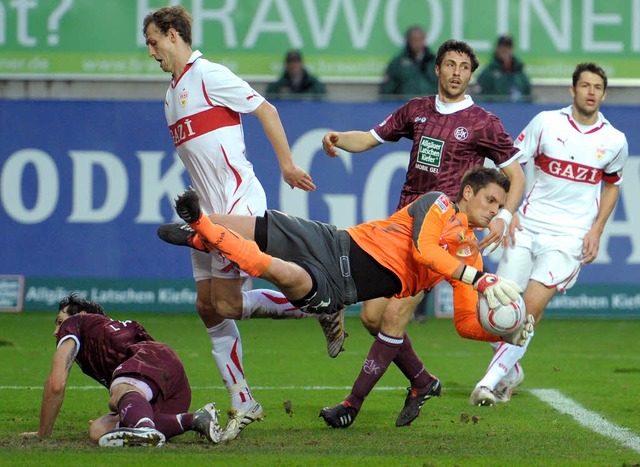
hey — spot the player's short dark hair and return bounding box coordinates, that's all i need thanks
[58,293,105,316]
[435,39,480,72]
[456,167,510,202]
[143,5,193,46]
[572,62,608,91]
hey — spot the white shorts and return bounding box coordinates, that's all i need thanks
[496,229,582,293]
[191,183,267,282]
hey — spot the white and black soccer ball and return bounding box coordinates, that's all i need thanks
[476,294,525,337]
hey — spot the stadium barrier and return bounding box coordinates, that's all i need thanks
[1,101,638,316]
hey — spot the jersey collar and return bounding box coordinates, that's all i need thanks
[561,105,608,134]
[187,50,203,65]
[171,50,203,87]
[435,94,474,115]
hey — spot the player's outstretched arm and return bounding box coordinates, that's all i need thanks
[23,339,76,438]
[322,130,380,157]
[252,101,316,192]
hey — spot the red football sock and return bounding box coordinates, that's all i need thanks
[153,412,194,439]
[345,333,403,411]
[118,391,155,429]
[393,333,432,391]
[189,214,272,277]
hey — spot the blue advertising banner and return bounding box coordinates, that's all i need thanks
[1,100,638,312]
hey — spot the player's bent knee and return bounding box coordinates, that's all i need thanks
[360,312,381,336]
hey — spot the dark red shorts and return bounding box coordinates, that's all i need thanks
[113,342,191,415]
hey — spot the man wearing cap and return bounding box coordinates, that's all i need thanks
[476,34,531,102]
[266,49,326,99]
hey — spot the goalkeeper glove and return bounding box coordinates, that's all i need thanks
[503,314,535,346]
[460,267,522,309]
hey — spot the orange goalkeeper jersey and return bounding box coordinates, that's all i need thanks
[347,191,497,342]
[347,191,482,295]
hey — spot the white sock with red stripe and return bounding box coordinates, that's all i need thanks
[241,289,309,320]
[475,333,533,390]
[207,319,254,410]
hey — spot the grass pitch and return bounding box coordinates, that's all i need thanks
[1,311,639,466]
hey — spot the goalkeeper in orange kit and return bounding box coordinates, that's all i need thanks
[158,166,534,428]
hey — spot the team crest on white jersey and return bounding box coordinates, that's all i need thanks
[596,146,606,160]
[454,127,468,141]
[179,90,189,107]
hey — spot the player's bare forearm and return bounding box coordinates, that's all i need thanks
[480,161,526,251]
[322,130,379,156]
[501,162,526,214]
[38,383,65,437]
[254,101,316,191]
[37,340,75,437]
[582,183,618,263]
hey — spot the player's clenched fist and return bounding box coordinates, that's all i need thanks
[322,132,341,157]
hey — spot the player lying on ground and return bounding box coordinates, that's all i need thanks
[158,167,535,427]
[21,293,223,447]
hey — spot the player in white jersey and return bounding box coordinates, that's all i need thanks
[143,6,346,440]
[470,62,629,406]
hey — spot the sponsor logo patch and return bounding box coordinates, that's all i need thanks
[434,194,450,213]
[417,136,444,171]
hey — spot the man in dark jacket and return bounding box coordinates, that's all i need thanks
[380,26,438,99]
[476,35,531,102]
[266,49,326,99]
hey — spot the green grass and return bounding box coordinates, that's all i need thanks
[1,312,639,466]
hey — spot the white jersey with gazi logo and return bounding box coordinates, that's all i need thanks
[164,51,266,216]
[514,105,628,237]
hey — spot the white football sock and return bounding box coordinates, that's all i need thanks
[207,319,253,410]
[241,289,310,320]
[503,362,523,382]
[476,332,534,390]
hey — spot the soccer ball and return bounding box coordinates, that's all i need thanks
[476,294,525,337]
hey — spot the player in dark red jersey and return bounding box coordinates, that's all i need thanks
[21,293,223,447]
[320,39,526,426]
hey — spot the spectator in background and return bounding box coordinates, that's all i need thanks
[266,49,326,100]
[476,34,531,102]
[380,25,437,99]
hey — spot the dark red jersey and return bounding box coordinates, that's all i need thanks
[57,314,157,388]
[373,96,519,208]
